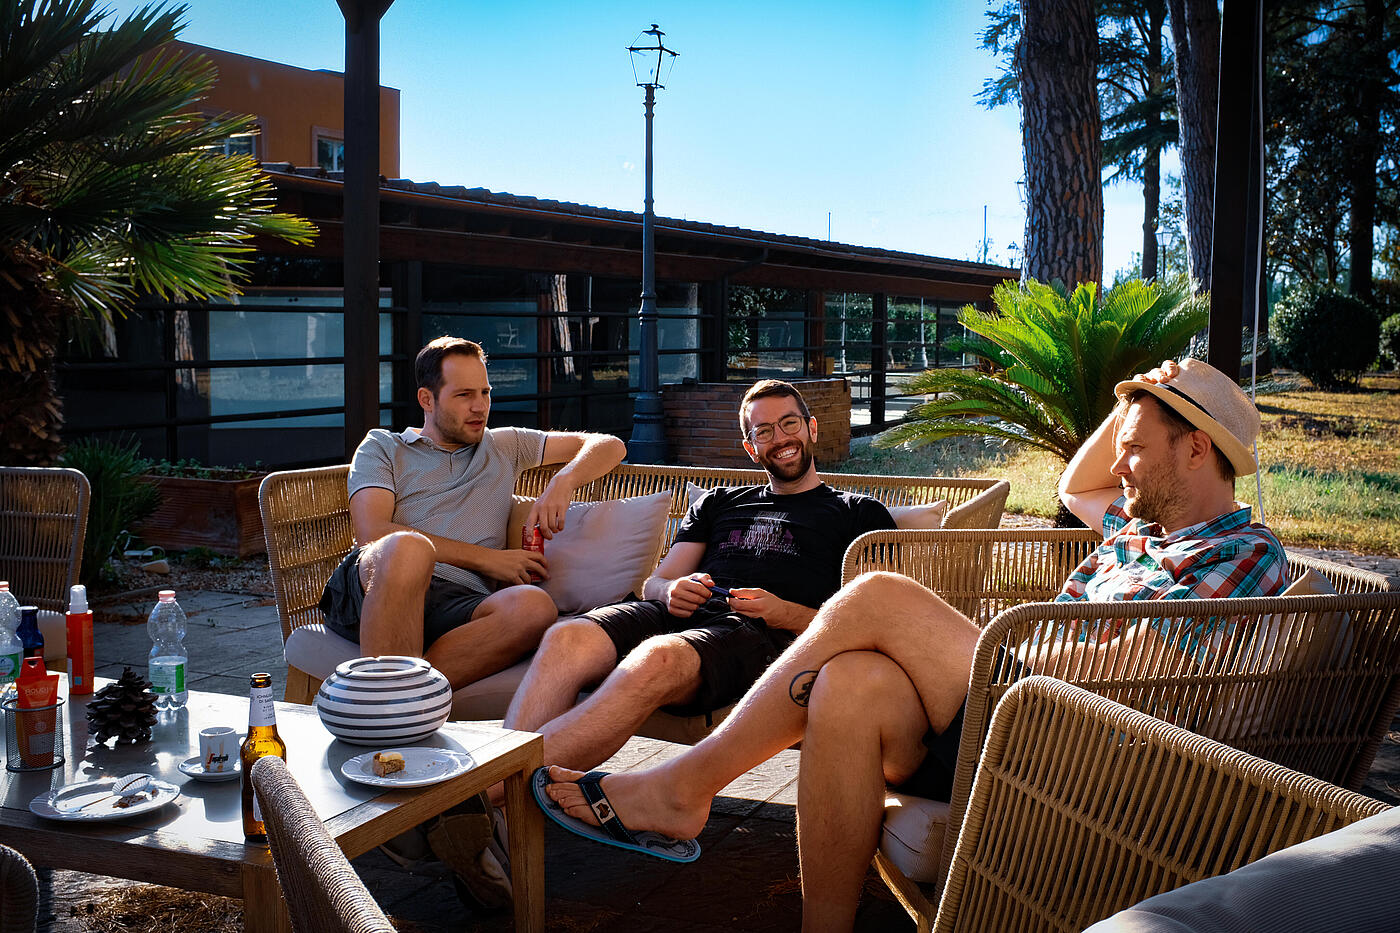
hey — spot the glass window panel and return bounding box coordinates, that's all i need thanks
[317,137,345,172]
[424,302,537,413]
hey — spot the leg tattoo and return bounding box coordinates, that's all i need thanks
[789,670,820,708]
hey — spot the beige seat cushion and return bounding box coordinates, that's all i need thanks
[879,790,951,883]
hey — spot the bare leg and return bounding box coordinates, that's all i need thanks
[357,531,435,657]
[544,572,979,840]
[533,634,702,769]
[504,618,620,733]
[493,628,701,808]
[425,584,558,689]
[797,651,929,933]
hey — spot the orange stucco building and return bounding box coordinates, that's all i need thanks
[172,40,400,175]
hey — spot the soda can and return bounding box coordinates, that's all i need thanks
[522,524,544,583]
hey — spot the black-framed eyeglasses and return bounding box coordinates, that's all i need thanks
[748,414,806,445]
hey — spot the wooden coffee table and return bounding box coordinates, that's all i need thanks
[0,680,543,933]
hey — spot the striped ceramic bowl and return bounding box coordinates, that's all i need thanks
[314,656,452,745]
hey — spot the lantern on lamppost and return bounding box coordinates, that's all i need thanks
[626,24,677,463]
[1156,225,1172,279]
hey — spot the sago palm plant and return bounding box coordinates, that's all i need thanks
[875,277,1208,463]
[0,0,315,465]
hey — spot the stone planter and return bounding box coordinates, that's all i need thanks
[135,473,267,557]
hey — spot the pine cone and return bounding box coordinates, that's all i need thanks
[87,667,158,745]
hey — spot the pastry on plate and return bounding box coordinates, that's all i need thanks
[372,751,406,778]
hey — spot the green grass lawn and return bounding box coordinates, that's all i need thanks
[829,373,1400,557]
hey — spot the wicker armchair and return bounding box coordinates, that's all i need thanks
[0,844,38,933]
[840,528,1400,925]
[0,466,90,663]
[250,756,394,933]
[930,676,1390,933]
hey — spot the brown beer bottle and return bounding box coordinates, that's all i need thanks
[240,671,287,842]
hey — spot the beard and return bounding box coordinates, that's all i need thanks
[429,408,485,447]
[757,437,814,482]
[1122,458,1189,527]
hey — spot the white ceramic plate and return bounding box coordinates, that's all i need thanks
[178,756,242,783]
[30,777,181,822]
[340,747,475,788]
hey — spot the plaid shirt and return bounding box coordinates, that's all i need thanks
[1050,497,1287,662]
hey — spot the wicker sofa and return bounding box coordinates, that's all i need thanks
[259,462,1009,743]
[839,527,1400,928]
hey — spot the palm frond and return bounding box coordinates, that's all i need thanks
[885,275,1208,463]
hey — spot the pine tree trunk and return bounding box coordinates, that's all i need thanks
[1018,0,1103,289]
[1346,0,1385,305]
[1166,0,1219,294]
[1142,4,1166,281]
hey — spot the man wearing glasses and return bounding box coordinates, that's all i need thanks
[500,379,896,776]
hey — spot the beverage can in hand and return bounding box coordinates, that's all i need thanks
[523,524,544,583]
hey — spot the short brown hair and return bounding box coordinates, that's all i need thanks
[739,379,812,438]
[416,337,485,394]
[1122,390,1234,482]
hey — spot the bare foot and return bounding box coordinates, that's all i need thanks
[543,765,710,840]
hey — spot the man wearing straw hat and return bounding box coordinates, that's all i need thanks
[535,358,1288,930]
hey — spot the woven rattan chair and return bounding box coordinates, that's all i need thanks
[930,676,1390,933]
[0,466,90,662]
[0,844,38,933]
[840,528,1400,926]
[250,756,394,933]
[261,464,1009,705]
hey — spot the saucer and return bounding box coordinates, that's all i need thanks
[179,756,241,783]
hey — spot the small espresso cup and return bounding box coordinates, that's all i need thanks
[199,726,237,773]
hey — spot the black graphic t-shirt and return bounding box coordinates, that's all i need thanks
[673,484,896,612]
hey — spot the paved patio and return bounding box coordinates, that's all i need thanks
[31,560,1400,931]
[35,589,909,932]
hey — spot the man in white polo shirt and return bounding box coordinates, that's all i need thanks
[319,336,626,691]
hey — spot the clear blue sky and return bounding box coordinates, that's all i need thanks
[113,0,1151,278]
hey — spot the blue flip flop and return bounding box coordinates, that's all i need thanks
[530,767,701,863]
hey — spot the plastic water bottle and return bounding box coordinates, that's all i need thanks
[147,589,188,711]
[0,582,20,698]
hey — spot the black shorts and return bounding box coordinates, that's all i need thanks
[583,596,793,717]
[895,647,1026,800]
[318,546,489,649]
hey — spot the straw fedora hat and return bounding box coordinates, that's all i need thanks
[1114,359,1259,476]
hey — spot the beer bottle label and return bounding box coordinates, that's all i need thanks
[248,686,276,727]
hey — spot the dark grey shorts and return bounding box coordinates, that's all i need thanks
[582,596,793,717]
[318,545,490,649]
[895,646,1026,800]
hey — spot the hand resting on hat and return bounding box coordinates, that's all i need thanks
[1134,358,1180,386]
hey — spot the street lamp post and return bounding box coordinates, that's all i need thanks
[627,24,677,463]
[1156,226,1171,279]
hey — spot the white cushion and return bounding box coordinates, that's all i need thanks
[507,491,671,614]
[879,790,951,883]
[450,657,531,720]
[284,623,360,679]
[1204,568,1352,738]
[889,500,949,529]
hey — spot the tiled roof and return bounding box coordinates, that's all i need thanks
[259,163,1019,276]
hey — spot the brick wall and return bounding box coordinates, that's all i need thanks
[660,379,851,468]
